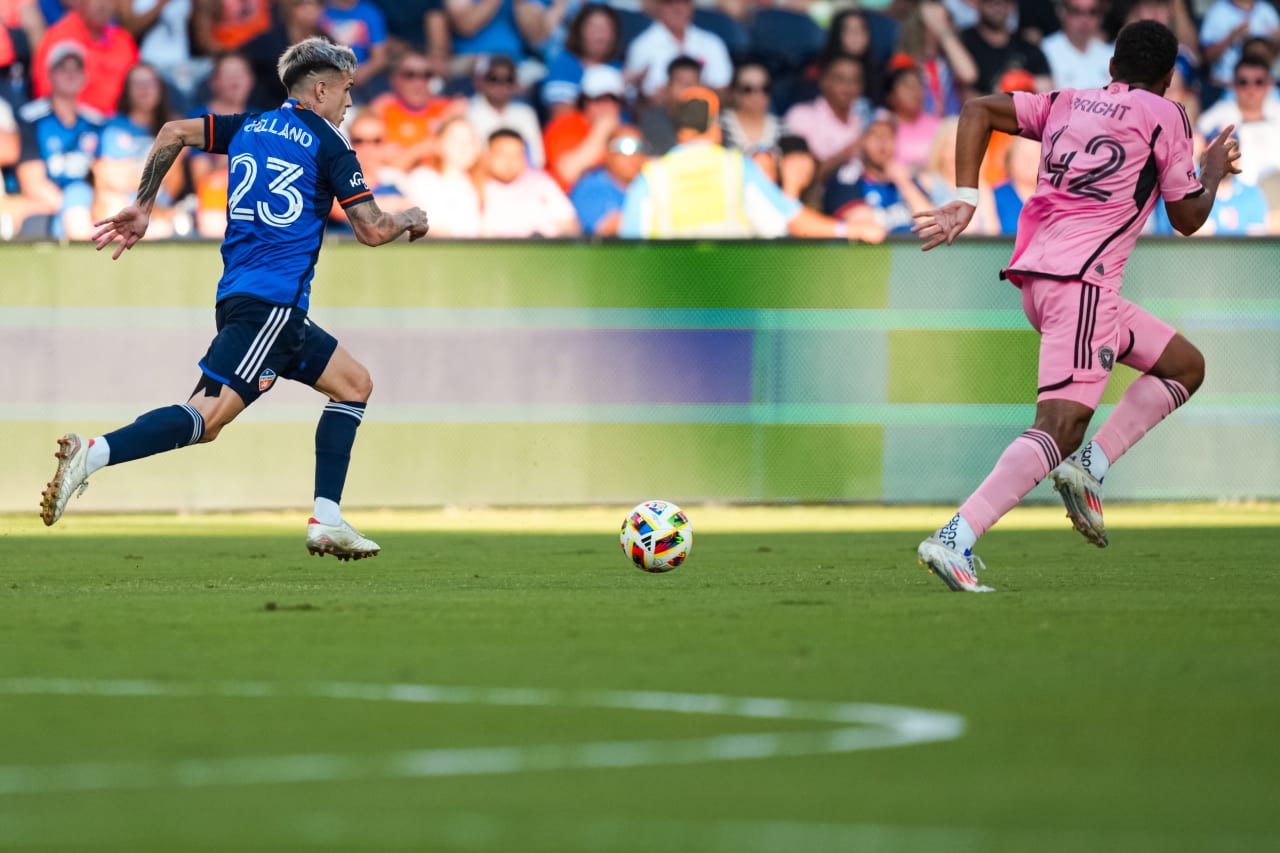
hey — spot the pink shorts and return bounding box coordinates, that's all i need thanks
[1019,277,1178,409]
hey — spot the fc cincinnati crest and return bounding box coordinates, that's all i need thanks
[258,368,277,391]
[1098,346,1115,372]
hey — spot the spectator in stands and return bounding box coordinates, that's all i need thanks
[445,0,555,71]
[1016,0,1060,44]
[16,40,99,238]
[783,52,873,184]
[569,122,645,235]
[638,54,699,156]
[744,133,818,204]
[371,0,451,76]
[542,3,623,118]
[813,8,886,107]
[821,109,932,236]
[620,87,862,239]
[93,61,181,237]
[403,114,483,236]
[118,1,206,115]
[958,0,1051,94]
[1040,0,1112,90]
[242,0,325,110]
[0,93,35,236]
[1197,56,1280,187]
[322,0,389,92]
[883,62,939,173]
[897,1,977,118]
[990,133,1038,235]
[1108,0,1200,64]
[33,0,139,115]
[188,51,252,239]
[1200,0,1280,94]
[624,0,732,99]
[1,0,45,93]
[467,53,544,167]
[543,62,623,190]
[720,60,783,154]
[480,127,580,237]
[192,0,271,56]
[329,110,413,232]
[1201,164,1269,235]
[372,48,466,171]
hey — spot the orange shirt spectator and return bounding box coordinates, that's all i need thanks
[33,10,138,116]
[198,0,272,53]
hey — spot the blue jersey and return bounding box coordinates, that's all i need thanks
[17,98,102,189]
[202,99,374,311]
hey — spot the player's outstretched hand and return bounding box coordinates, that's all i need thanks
[1201,124,1242,181]
[405,207,429,242]
[911,200,976,251]
[92,205,151,260]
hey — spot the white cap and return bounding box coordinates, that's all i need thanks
[46,39,85,71]
[580,64,625,99]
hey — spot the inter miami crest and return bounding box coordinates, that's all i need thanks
[1098,346,1115,372]
[258,368,277,391]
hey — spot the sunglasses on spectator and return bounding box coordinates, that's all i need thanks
[1063,4,1101,15]
[397,69,433,79]
[352,135,384,144]
[485,74,516,84]
[735,83,769,94]
[1235,75,1270,87]
[608,137,646,155]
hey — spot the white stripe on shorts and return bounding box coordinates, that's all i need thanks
[236,307,292,383]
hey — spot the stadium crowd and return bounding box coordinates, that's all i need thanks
[2,0,1279,241]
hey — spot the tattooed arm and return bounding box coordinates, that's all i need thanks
[93,118,206,259]
[346,200,430,246]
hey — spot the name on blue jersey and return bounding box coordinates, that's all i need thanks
[241,116,314,147]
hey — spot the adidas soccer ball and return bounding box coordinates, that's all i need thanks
[620,500,693,573]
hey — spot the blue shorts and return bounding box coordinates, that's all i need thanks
[198,296,338,405]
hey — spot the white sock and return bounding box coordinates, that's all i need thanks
[938,513,977,553]
[86,436,110,476]
[312,497,342,525]
[1080,440,1110,481]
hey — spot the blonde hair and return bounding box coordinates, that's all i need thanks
[278,37,357,92]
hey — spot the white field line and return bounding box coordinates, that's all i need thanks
[0,679,964,795]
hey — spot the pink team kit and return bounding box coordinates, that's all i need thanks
[1001,83,1202,408]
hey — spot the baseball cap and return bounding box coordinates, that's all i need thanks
[673,86,720,133]
[46,40,85,71]
[998,68,1036,94]
[580,65,625,99]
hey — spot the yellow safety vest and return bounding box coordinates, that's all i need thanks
[641,143,753,238]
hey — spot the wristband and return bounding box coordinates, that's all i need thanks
[955,187,979,207]
[833,220,848,239]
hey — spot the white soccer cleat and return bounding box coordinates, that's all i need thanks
[306,518,380,561]
[917,535,994,593]
[40,433,91,527]
[1051,457,1109,548]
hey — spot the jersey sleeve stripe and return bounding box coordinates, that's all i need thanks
[338,190,373,206]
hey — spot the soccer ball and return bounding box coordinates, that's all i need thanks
[620,500,693,573]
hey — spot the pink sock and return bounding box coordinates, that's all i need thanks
[959,429,1063,539]
[1092,375,1189,467]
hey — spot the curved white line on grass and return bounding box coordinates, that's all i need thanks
[0,679,965,795]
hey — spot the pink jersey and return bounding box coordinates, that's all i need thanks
[1002,83,1202,291]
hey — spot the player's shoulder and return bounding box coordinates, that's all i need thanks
[1132,89,1192,137]
[293,107,354,155]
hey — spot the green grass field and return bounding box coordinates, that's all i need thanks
[2,505,1278,853]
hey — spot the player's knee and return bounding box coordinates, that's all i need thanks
[350,368,373,402]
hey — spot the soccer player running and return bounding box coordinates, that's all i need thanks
[40,38,430,560]
[911,20,1240,592]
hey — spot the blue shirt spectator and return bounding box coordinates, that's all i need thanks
[447,0,550,63]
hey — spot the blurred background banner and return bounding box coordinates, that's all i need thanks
[2,238,1276,513]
